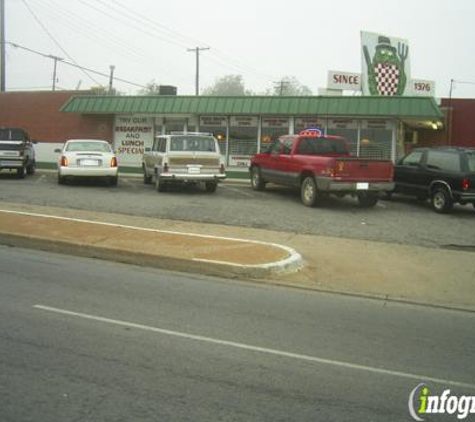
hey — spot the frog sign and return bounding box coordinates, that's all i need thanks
[363,36,409,96]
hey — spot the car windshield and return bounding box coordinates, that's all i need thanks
[467,152,475,172]
[170,136,216,152]
[296,137,348,155]
[66,141,112,152]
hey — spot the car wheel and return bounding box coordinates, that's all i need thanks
[205,181,218,193]
[357,193,379,208]
[109,176,118,187]
[16,166,25,179]
[143,167,152,184]
[155,175,165,192]
[27,161,36,175]
[301,176,318,207]
[431,186,453,213]
[250,166,266,191]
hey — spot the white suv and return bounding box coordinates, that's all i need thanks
[142,132,226,192]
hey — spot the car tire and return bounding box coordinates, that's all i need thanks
[143,167,152,184]
[250,166,266,191]
[205,181,218,193]
[16,166,26,179]
[109,176,118,187]
[155,175,165,192]
[301,176,318,207]
[57,174,66,185]
[431,186,453,213]
[357,193,379,208]
[27,161,36,175]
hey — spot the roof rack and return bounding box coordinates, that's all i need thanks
[169,131,212,136]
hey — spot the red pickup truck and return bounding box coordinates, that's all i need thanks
[249,129,394,207]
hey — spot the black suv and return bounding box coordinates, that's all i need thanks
[393,147,475,213]
[0,128,36,178]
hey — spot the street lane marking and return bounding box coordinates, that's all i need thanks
[33,304,475,391]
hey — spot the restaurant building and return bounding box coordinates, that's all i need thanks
[0,92,448,173]
[60,94,444,169]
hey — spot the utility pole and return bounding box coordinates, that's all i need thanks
[1,0,5,92]
[274,80,289,96]
[49,54,63,91]
[108,65,115,94]
[187,47,209,96]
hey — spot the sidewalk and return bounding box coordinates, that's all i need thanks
[0,202,474,312]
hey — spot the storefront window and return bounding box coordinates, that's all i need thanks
[199,116,227,157]
[229,116,258,167]
[294,117,325,134]
[359,120,393,159]
[327,119,358,156]
[261,117,289,152]
[164,117,186,134]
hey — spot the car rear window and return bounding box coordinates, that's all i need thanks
[467,152,475,172]
[0,143,23,151]
[0,129,27,141]
[66,142,112,152]
[170,136,216,152]
[426,150,461,172]
[296,138,347,155]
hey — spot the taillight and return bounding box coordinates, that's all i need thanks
[220,164,225,174]
[163,163,169,173]
[60,156,69,167]
[110,157,118,167]
[462,178,470,190]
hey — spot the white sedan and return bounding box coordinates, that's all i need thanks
[56,139,119,186]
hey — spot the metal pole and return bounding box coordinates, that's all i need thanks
[447,79,454,146]
[109,65,115,94]
[187,47,209,96]
[0,0,5,92]
[47,55,63,91]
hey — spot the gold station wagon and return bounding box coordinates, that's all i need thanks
[142,132,226,192]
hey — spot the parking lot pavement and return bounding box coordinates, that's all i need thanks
[0,202,474,313]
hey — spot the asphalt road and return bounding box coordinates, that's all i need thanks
[1,245,475,422]
[0,171,474,248]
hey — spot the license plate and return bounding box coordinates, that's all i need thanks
[356,182,369,190]
[80,159,99,166]
[188,167,200,174]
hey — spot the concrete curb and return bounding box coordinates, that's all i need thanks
[0,210,303,279]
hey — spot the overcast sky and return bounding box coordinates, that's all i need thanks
[5,0,475,98]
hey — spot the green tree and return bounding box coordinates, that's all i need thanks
[202,75,253,96]
[269,76,313,96]
[138,79,162,95]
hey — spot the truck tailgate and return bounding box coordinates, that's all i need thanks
[332,158,393,181]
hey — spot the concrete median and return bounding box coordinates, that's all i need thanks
[0,209,303,279]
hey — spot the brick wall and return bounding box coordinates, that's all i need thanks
[0,91,113,143]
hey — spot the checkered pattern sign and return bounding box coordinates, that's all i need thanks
[375,63,400,96]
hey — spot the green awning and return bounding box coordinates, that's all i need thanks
[61,95,444,119]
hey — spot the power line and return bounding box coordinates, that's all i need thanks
[6,41,147,89]
[26,0,190,85]
[21,0,100,86]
